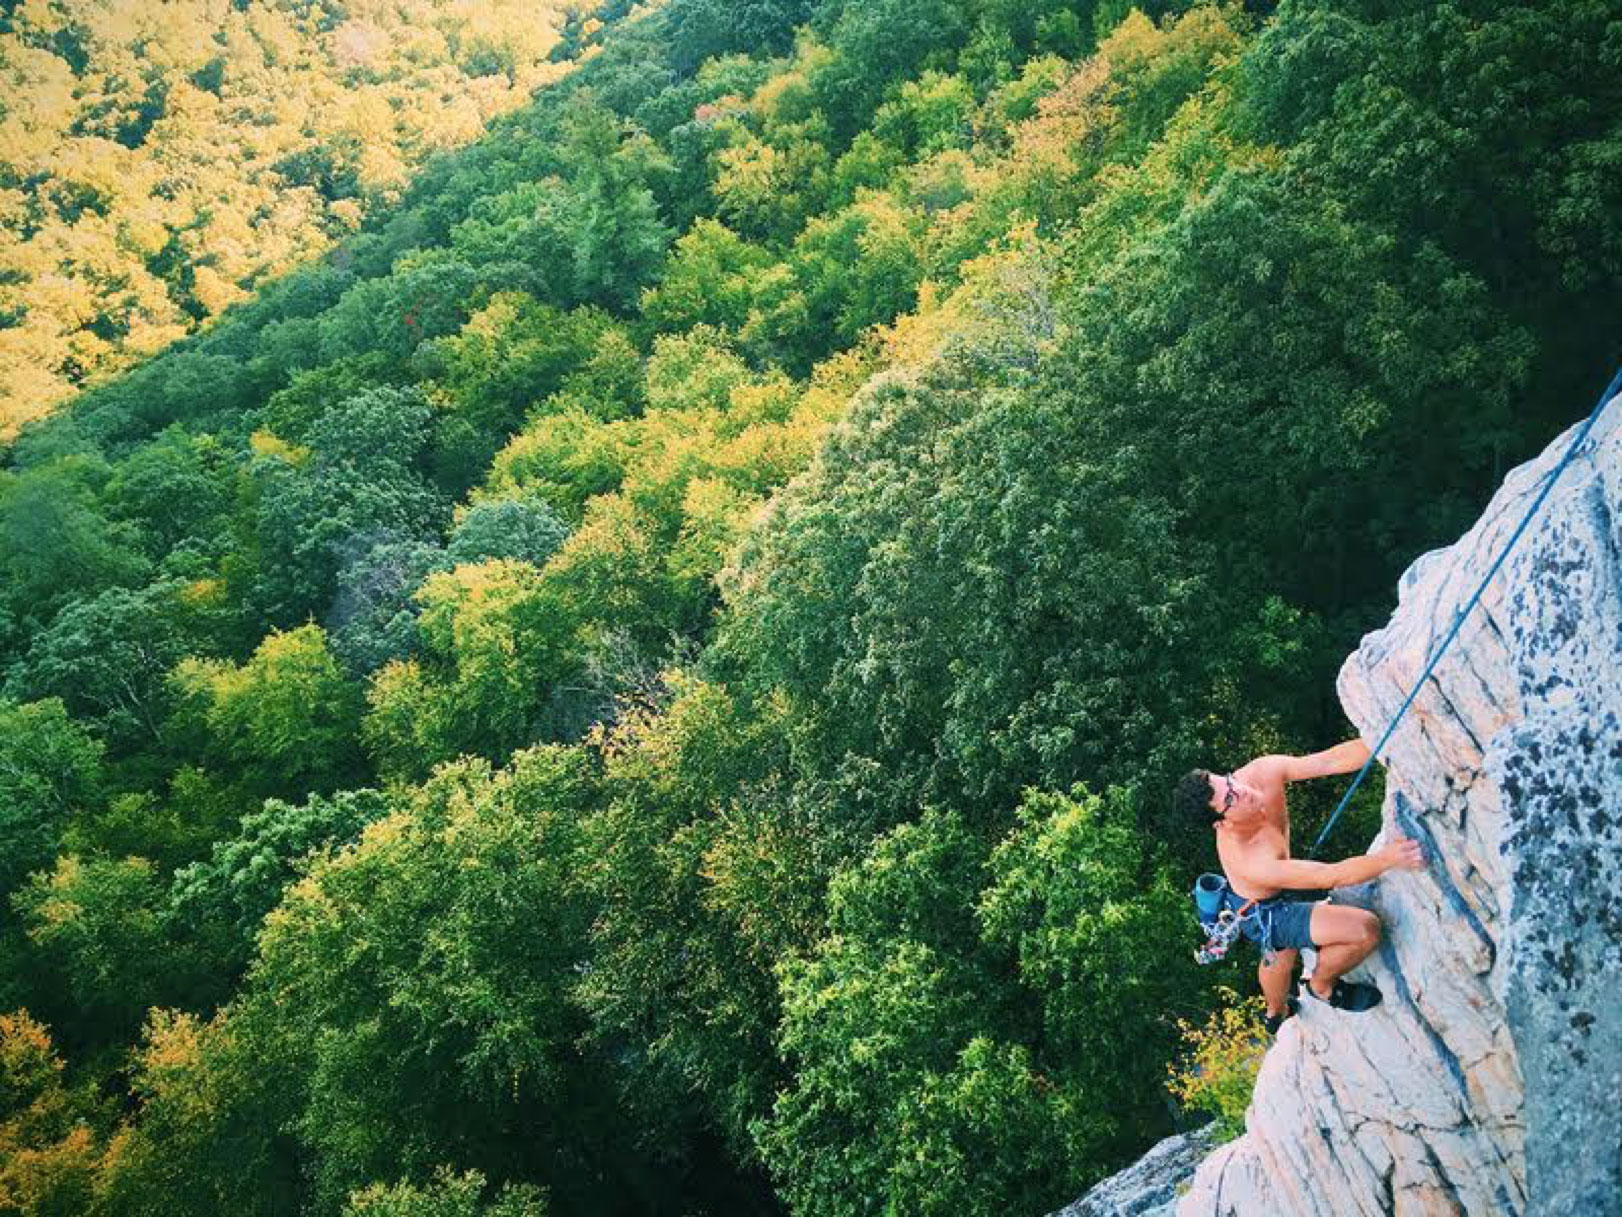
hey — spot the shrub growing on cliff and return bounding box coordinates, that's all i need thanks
[1165,987,1267,1142]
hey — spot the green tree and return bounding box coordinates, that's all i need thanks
[872,71,976,159]
[447,498,570,569]
[481,407,631,525]
[95,1005,304,1217]
[344,1168,549,1217]
[12,855,171,1050]
[167,788,390,980]
[327,536,453,679]
[0,461,149,653]
[808,0,968,142]
[712,115,836,247]
[361,560,579,781]
[239,387,448,626]
[261,353,411,446]
[423,295,628,482]
[575,674,819,1159]
[316,258,482,364]
[450,107,673,312]
[103,427,234,557]
[978,785,1210,1158]
[238,749,628,1213]
[5,580,204,751]
[668,0,815,74]
[1049,164,1531,619]
[707,357,1204,830]
[751,807,1071,1217]
[638,219,774,338]
[1234,0,1622,425]
[57,771,243,879]
[755,788,1211,1214]
[743,193,926,372]
[170,624,365,799]
[0,699,104,905]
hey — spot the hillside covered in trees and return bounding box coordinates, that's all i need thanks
[0,0,580,438]
[0,1,1617,1213]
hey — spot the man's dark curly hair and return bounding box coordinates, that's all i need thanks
[1173,768,1221,826]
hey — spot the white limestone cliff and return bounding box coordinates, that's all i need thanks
[1169,395,1622,1216]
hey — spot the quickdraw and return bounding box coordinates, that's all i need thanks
[1194,895,1277,968]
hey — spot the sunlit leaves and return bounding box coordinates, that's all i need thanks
[0,1010,106,1213]
[638,219,774,337]
[979,786,1205,1136]
[0,0,577,436]
[362,560,577,779]
[13,854,169,1047]
[754,807,1063,1217]
[170,625,364,798]
[574,674,819,1152]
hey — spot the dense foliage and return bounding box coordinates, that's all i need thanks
[1,0,1617,1213]
[0,0,580,438]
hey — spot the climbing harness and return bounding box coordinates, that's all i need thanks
[1192,872,1277,967]
[1304,363,1622,859]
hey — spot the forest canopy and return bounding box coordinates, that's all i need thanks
[0,1,1617,1214]
[0,0,581,438]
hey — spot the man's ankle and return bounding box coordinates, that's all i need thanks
[1308,977,1333,1000]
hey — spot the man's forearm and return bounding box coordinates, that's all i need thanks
[1326,738,1372,774]
[1261,850,1389,890]
[1324,850,1389,888]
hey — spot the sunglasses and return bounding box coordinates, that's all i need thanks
[1221,775,1237,815]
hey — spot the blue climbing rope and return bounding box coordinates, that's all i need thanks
[1307,364,1622,859]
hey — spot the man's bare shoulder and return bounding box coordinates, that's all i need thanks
[1235,754,1292,789]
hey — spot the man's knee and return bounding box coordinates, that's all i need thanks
[1310,903,1382,948]
[1354,909,1381,950]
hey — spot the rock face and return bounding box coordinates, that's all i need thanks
[1049,1127,1219,1217]
[1171,396,1622,1217]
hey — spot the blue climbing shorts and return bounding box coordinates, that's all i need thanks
[1240,897,1321,952]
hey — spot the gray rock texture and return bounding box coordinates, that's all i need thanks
[1049,1126,1220,1217]
[1171,396,1622,1217]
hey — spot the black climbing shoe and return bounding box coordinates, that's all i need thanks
[1303,978,1383,1012]
[1263,996,1299,1036]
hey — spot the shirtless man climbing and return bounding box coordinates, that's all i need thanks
[1173,740,1425,1032]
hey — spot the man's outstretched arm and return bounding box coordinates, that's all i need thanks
[1235,833,1423,892]
[1276,738,1372,782]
